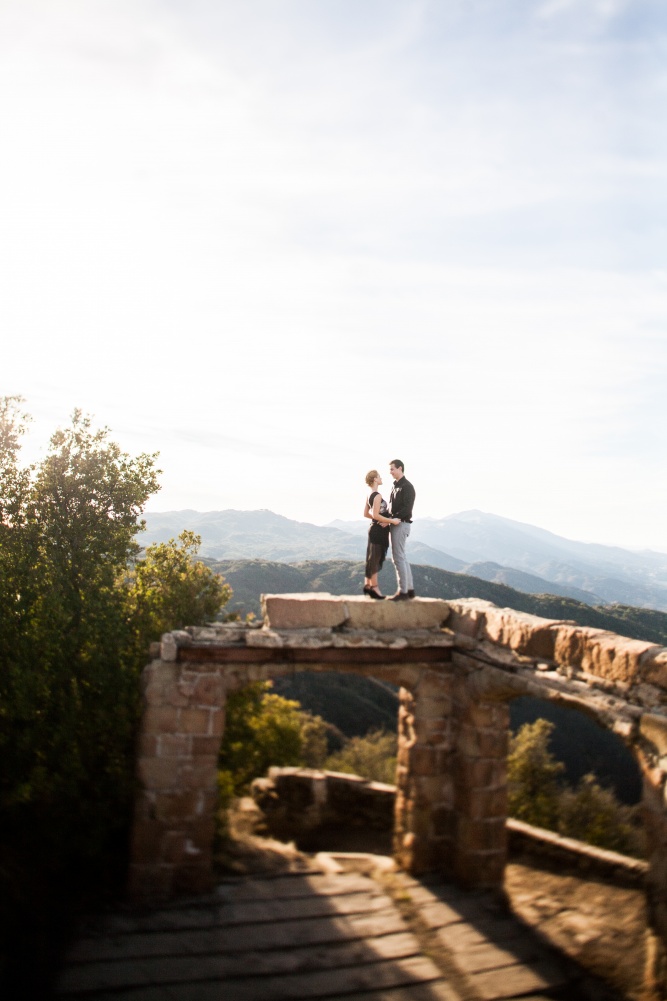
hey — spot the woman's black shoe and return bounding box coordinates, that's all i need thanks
[368,587,385,600]
[363,585,372,595]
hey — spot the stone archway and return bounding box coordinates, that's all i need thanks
[127,593,667,995]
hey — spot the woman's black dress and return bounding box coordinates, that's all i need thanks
[365,490,390,577]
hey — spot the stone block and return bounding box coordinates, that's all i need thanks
[552,624,654,685]
[642,648,667,689]
[457,817,506,852]
[409,745,445,777]
[552,624,604,671]
[138,757,182,791]
[179,707,214,735]
[455,850,505,889]
[641,714,667,758]
[482,606,560,660]
[191,673,224,705]
[345,597,450,630]
[129,818,169,864]
[431,805,457,838]
[153,791,202,823]
[180,760,219,790]
[456,757,506,790]
[456,786,508,821]
[445,599,497,638]
[143,663,180,706]
[191,735,223,756]
[142,706,180,736]
[262,593,349,629]
[157,734,191,758]
[581,632,656,685]
[245,628,284,648]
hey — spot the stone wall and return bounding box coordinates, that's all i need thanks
[252,766,649,889]
[127,593,667,995]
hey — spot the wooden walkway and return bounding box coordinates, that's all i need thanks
[55,856,618,1001]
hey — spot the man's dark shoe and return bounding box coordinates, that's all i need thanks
[390,592,409,601]
[407,590,416,598]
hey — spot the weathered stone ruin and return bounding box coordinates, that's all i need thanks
[128,594,667,994]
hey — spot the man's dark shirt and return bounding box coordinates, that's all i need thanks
[389,475,415,523]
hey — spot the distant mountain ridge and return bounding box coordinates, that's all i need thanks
[142,508,667,612]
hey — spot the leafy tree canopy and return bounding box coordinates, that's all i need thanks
[0,398,232,994]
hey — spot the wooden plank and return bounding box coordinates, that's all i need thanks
[342,986,463,1001]
[87,888,392,939]
[58,931,424,993]
[65,907,407,963]
[216,872,378,901]
[212,889,394,926]
[156,955,448,1001]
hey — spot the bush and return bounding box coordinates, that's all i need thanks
[324,729,397,785]
[508,718,645,858]
[218,682,331,806]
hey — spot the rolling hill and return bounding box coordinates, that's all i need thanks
[143,508,667,611]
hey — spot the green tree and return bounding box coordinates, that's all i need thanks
[0,400,164,994]
[0,405,161,837]
[325,729,398,785]
[218,682,330,803]
[507,719,564,829]
[125,530,231,658]
[558,774,645,857]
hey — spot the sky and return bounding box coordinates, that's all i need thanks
[1,0,666,551]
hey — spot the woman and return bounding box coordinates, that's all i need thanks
[363,469,400,599]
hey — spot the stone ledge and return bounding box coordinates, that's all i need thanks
[251,768,648,889]
[262,593,450,630]
[446,598,667,692]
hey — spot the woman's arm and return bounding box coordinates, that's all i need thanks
[372,494,399,525]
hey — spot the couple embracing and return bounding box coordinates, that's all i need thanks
[363,459,416,601]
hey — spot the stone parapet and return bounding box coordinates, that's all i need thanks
[251,766,395,845]
[446,598,667,702]
[250,768,648,889]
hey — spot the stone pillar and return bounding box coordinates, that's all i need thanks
[127,656,226,902]
[394,670,457,874]
[638,741,667,996]
[452,688,509,890]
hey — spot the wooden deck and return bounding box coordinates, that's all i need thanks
[55,856,619,1001]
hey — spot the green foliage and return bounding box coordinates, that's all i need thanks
[508,719,645,857]
[325,729,398,785]
[125,530,231,658]
[0,403,161,852]
[558,774,644,857]
[218,682,330,803]
[508,719,565,830]
[0,399,233,993]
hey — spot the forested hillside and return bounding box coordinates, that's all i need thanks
[211,557,667,646]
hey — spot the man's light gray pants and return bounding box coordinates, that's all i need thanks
[390,522,413,593]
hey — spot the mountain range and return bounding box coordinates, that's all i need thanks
[142,508,667,612]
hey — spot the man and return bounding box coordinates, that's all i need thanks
[387,459,415,600]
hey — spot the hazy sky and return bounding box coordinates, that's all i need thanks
[2,0,666,551]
